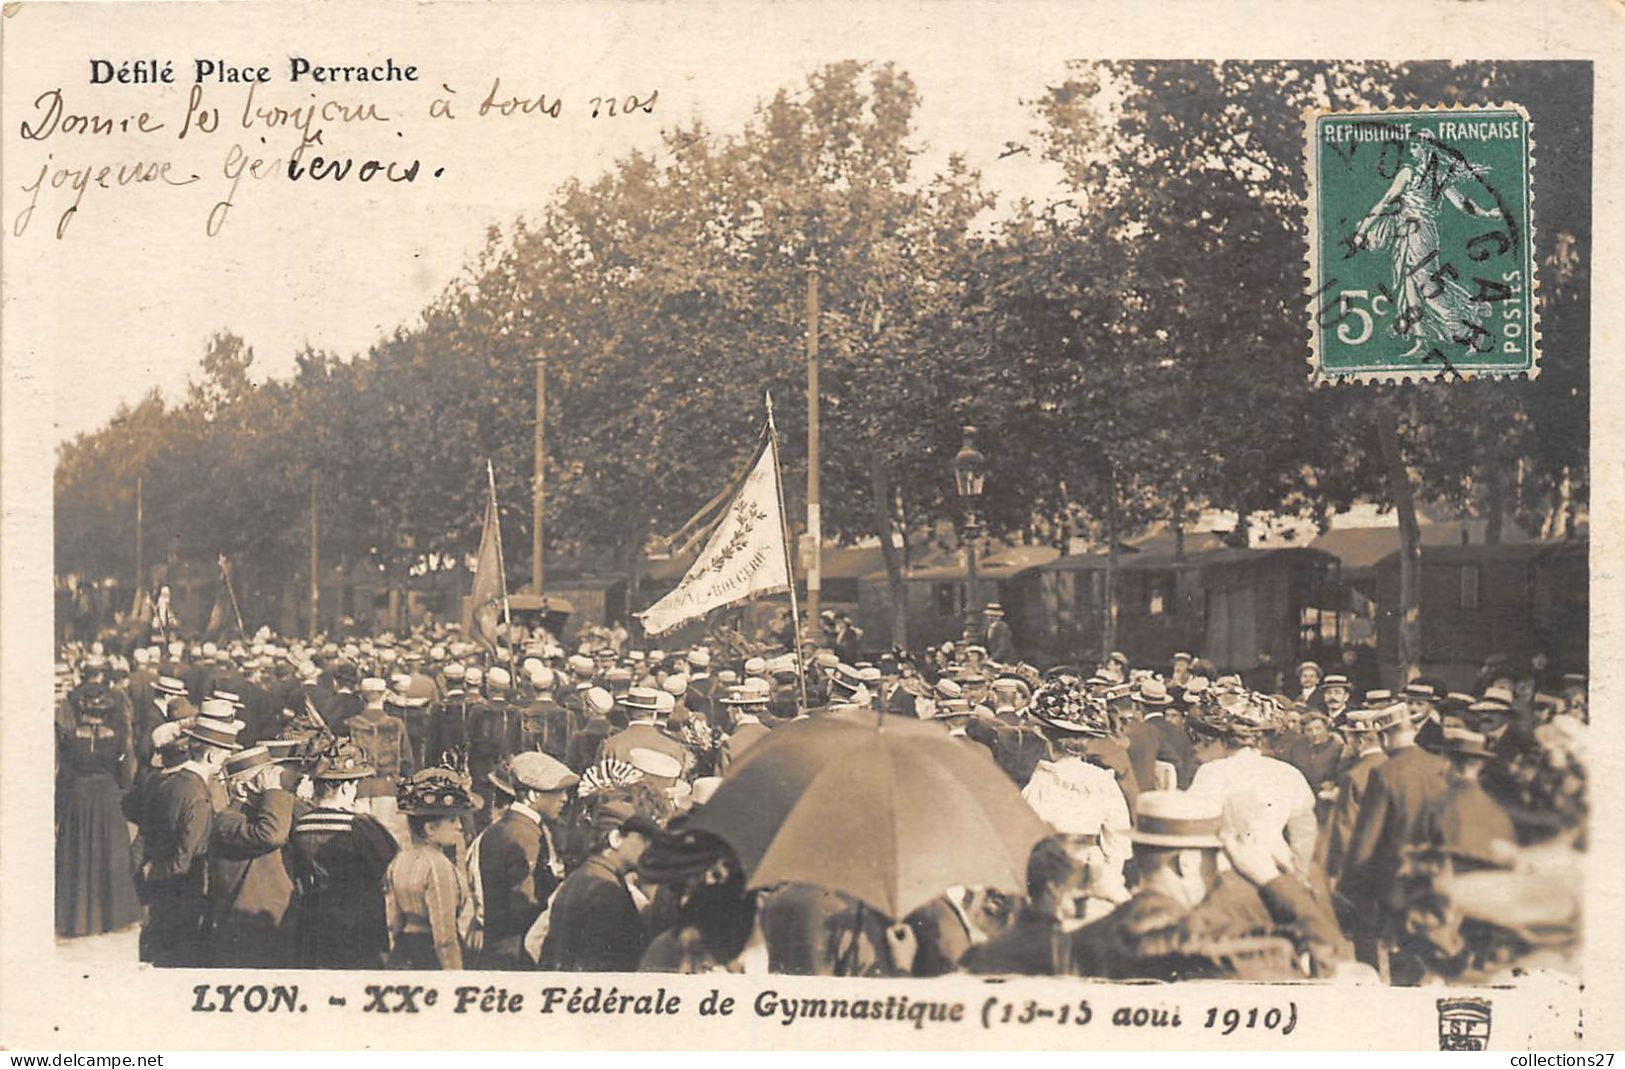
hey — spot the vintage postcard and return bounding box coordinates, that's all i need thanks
[2,0,1621,1054]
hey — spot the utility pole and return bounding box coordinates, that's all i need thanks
[309,470,319,639]
[532,348,546,595]
[805,252,822,633]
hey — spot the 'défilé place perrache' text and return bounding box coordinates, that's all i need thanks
[12,62,659,240]
[91,57,422,86]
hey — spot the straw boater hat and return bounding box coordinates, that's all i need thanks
[719,685,770,707]
[223,746,274,780]
[1133,678,1173,706]
[1130,790,1224,849]
[623,686,663,715]
[1439,725,1494,759]
[185,698,245,750]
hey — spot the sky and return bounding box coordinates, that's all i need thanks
[4,1,1101,445]
[7,0,1616,449]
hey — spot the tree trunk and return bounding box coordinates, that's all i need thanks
[1484,460,1506,545]
[620,522,644,643]
[870,453,908,649]
[1101,478,1120,666]
[1376,408,1422,684]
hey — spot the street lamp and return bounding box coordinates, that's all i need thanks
[953,425,988,638]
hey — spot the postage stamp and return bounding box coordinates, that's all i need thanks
[1305,104,1538,383]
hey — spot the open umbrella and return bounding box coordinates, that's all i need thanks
[686,714,1049,919]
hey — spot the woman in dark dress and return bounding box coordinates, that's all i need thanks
[55,687,141,936]
[286,739,399,968]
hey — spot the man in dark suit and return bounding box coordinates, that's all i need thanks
[477,751,578,968]
[1340,704,1450,979]
[1075,791,1345,981]
[1317,707,1388,892]
[982,604,1015,663]
[600,687,689,770]
[137,711,239,966]
[963,837,1084,975]
[208,747,298,968]
[565,687,617,772]
[537,807,658,971]
[683,650,718,727]
[1135,680,1197,789]
[717,688,773,772]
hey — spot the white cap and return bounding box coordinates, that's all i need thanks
[569,655,595,676]
[585,686,614,715]
[361,677,387,694]
[133,647,151,665]
[662,673,689,696]
[465,667,484,686]
[691,777,723,806]
[655,691,676,714]
[390,673,412,692]
[627,747,682,780]
[528,665,555,690]
[488,667,512,690]
[744,657,767,674]
[687,648,711,668]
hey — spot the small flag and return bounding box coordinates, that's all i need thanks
[465,487,506,651]
[639,438,791,637]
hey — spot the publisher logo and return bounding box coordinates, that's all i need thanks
[1437,997,1493,1051]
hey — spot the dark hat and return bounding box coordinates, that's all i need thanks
[638,826,734,885]
[397,766,475,816]
[1031,679,1109,736]
[263,738,304,763]
[311,738,374,781]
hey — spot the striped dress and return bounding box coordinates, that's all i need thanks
[285,805,398,969]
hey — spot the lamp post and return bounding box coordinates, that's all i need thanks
[952,425,988,641]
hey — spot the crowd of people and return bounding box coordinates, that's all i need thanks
[54,600,1586,984]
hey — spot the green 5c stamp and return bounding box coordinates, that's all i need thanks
[1306,105,1537,383]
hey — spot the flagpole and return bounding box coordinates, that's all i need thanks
[765,392,810,716]
[487,459,515,673]
[219,554,246,639]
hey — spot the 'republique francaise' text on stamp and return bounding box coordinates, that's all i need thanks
[1306,105,1538,384]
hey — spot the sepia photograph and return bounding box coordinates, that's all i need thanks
[2,0,1617,1053]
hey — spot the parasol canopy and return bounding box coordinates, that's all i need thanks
[687,714,1049,919]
